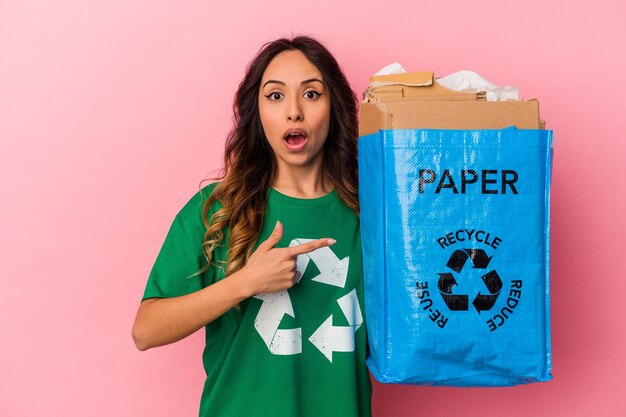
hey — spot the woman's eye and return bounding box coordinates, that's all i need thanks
[267,92,283,100]
[304,91,321,99]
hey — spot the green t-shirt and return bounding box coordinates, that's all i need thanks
[142,182,372,417]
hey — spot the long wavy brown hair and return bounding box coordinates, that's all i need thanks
[196,35,359,279]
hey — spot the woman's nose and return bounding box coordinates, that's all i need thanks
[287,97,303,122]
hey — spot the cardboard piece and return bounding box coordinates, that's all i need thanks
[359,71,545,137]
[365,71,484,102]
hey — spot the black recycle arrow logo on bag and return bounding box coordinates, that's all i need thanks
[437,249,503,314]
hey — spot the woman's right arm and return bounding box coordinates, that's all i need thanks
[131,220,335,351]
[131,268,253,351]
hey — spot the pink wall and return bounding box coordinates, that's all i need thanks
[1,0,624,416]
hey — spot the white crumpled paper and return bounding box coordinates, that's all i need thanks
[436,70,520,101]
[374,62,408,76]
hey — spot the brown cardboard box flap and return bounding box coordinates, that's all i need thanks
[359,99,542,137]
[369,71,433,86]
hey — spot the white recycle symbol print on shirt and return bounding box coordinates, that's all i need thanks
[253,238,363,362]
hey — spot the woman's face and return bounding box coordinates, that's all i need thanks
[258,50,331,171]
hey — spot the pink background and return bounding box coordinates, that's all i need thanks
[1,0,625,416]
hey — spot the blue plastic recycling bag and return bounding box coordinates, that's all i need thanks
[358,127,553,386]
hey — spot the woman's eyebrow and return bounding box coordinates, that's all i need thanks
[262,78,324,88]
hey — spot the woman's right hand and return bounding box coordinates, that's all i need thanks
[132,220,334,350]
[242,220,336,295]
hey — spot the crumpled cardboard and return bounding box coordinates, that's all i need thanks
[359,70,545,136]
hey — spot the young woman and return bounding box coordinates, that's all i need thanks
[132,35,372,417]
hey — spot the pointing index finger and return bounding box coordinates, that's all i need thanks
[288,238,336,256]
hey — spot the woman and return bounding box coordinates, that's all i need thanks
[132,35,372,417]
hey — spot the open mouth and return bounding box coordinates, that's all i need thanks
[284,133,308,151]
[285,134,307,145]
